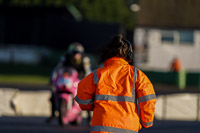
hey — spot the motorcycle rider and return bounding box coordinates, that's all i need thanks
[47,42,92,123]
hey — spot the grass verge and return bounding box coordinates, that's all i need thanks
[0,74,49,85]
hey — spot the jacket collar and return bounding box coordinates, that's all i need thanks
[104,57,129,67]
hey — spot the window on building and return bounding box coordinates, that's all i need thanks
[161,30,174,43]
[161,30,194,45]
[179,30,194,44]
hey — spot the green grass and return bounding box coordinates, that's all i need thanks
[0,74,49,85]
[0,63,53,85]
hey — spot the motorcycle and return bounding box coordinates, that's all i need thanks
[51,67,82,126]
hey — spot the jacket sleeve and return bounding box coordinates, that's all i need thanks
[75,72,96,111]
[135,69,157,128]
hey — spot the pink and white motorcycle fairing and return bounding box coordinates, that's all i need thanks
[52,67,82,126]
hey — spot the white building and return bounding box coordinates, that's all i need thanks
[134,28,200,72]
[134,0,200,72]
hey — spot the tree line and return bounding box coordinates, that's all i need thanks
[0,0,136,30]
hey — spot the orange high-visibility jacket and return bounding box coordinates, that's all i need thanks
[75,57,156,133]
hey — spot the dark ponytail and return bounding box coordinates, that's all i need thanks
[99,34,132,64]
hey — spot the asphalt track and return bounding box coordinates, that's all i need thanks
[0,116,200,133]
[0,116,90,133]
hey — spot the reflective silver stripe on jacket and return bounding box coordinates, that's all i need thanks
[75,96,93,105]
[132,67,138,99]
[93,69,99,85]
[141,120,153,127]
[91,126,138,133]
[93,67,138,102]
[95,94,135,103]
[138,94,156,103]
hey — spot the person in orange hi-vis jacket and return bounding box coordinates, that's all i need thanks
[75,35,156,133]
[171,57,182,72]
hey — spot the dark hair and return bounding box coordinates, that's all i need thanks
[99,34,133,64]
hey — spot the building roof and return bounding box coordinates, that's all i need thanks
[137,0,200,29]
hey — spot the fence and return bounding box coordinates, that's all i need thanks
[144,71,200,89]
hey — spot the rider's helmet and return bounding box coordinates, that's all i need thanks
[63,42,85,67]
[67,42,84,55]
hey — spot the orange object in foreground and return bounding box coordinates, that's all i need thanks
[75,57,156,133]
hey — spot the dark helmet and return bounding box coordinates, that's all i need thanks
[67,42,84,55]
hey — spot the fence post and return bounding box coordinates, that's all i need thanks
[178,69,186,90]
